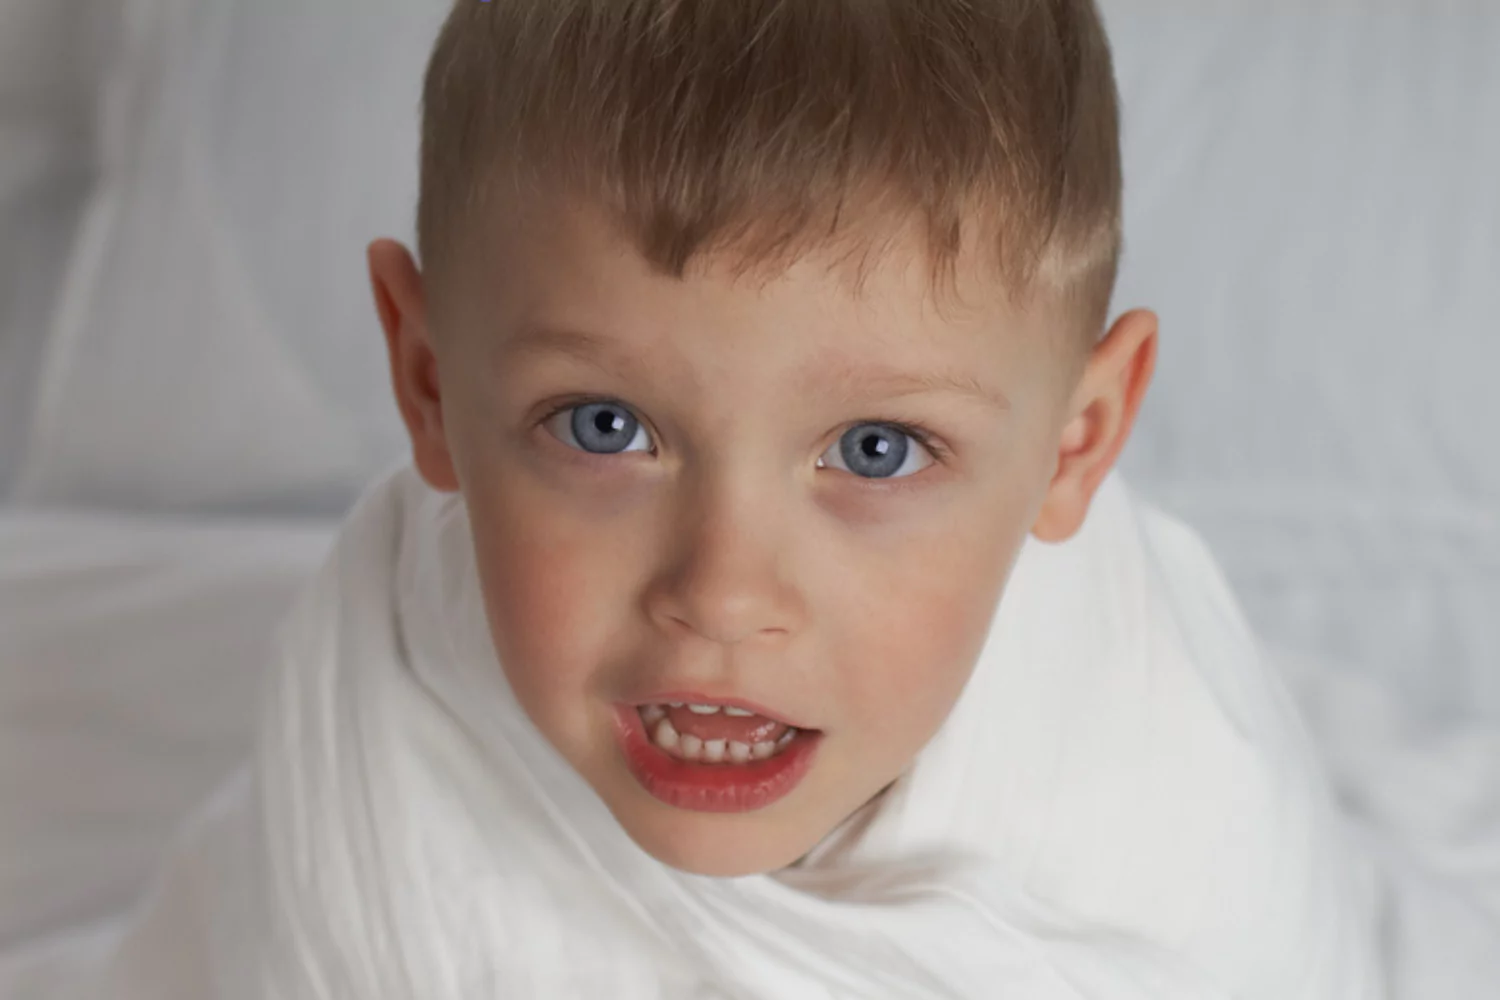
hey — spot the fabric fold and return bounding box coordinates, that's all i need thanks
[81,463,1382,998]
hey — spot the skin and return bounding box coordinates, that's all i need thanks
[368,195,1157,877]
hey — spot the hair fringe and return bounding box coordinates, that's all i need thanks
[419,0,1123,341]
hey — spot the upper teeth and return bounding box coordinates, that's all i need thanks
[677,703,759,717]
[642,703,758,726]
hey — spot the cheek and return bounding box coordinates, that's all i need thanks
[834,510,1022,749]
[464,487,632,728]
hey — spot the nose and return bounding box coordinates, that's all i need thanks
[643,475,803,647]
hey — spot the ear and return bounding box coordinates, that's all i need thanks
[1031,308,1158,542]
[368,239,460,493]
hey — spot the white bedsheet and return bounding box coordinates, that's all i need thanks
[1,3,1495,993]
[0,509,333,951]
[1271,647,1500,996]
[1,497,1498,997]
[0,470,1371,997]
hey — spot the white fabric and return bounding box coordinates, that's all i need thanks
[1272,647,1500,998]
[0,0,116,495]
[0,508,333,950]
[5,465,1386,998]
[1,4,1494,995]
[1100,0,1500,720]
[4,492,1498,997]
[12,0,448,515]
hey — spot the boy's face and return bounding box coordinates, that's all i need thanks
[373,195,1154,877]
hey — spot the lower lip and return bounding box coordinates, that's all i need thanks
[614,706,822,814]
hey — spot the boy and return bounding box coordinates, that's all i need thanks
[25,1,1384,996]
[377,0,1150,883]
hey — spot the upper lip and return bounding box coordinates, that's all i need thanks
[625,691,816,730]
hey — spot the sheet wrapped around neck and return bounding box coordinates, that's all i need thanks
[86,464,1385,999]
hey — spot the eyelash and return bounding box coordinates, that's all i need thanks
[537,396,950,464]
[887,421,949,462]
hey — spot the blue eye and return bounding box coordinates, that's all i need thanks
[543,401,939,480]
[544,401,653,455]
[820,423,935,480]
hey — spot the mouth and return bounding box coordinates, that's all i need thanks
[613,700,822,814]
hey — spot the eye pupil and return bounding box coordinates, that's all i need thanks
[571,402,640,455]
[840,424,909,479]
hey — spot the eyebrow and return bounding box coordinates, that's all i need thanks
[501,327,652,380]
[499,326,1010,413]
[818,362,1011,413]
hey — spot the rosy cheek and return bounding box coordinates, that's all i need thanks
[879,610,983,731]
[470,516,607,703]
[854,543,1011,740]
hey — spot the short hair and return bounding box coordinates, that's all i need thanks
[418,0,1123,344]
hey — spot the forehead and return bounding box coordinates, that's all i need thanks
[443,193,1062,407]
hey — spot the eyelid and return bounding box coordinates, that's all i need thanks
[886,420,948,462]
[540,395,628,426]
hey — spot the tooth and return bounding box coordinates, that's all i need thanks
[687,703,720,715]
[776,727,797,747]
[702,739,726,763]
[723,706,755,717]
[751,741,776,760]
[640,704,666,725]
[679,734,703,760]
[728,740,752,763]
[654,718,679,751]
[667,701,685,708]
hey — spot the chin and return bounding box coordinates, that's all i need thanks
[616,805,818,877]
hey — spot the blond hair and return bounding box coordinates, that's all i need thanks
[419,0,1123,341]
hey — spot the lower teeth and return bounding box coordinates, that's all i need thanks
[641,709,798,764]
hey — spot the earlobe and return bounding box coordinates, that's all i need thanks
[367,239,461,493]
[1031,309,1158,543]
